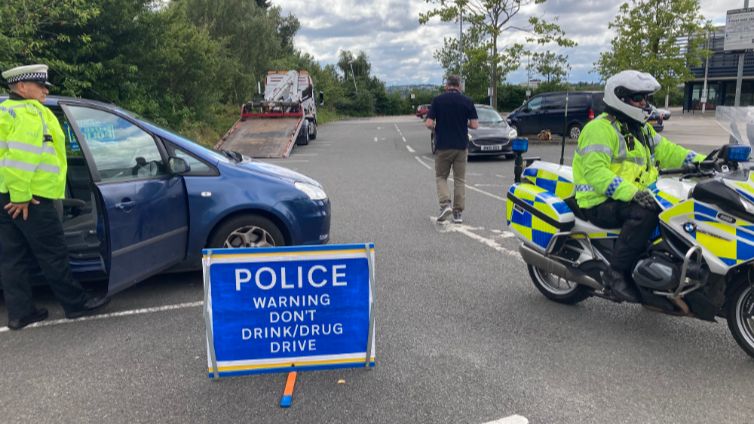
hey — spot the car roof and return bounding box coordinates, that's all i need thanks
[533,91,602,96]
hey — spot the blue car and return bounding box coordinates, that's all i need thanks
[1,96,330,295]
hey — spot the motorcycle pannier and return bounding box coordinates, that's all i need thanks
[506,183,575,251]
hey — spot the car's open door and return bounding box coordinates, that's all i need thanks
[60,103,189,295]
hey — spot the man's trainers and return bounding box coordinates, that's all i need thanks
[438,205,452,222]
[452,210,463,223]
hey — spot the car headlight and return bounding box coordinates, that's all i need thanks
[295,182,327,200]
[508,128,518,139]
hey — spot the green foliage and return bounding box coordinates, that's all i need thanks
[595,0,711,98]
[496,83,527,111]
[1,0,405,148]
[527,51,570,84]
[420,0,576,106]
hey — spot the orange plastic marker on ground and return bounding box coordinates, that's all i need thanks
[279,371,297,408]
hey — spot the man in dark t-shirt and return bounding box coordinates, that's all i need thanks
[425,75,478,223]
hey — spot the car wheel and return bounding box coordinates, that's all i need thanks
[297,122,310,146]
[310,120,317,140]
[209,215,285,249]
[568,124,582,140]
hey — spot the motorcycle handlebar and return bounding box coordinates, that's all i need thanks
[658,160,718,176]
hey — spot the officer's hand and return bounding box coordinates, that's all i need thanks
[4,198,40,221]
[632,190,658,211]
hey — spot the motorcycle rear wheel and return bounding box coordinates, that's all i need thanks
[726,283,754,359]
[527,264,591,305]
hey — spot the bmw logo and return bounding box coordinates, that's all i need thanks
[683,222,696,234]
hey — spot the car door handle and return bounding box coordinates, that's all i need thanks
[115,199,136,212]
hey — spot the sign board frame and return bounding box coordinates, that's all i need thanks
[202,243,376,379]
[724,8,754,51]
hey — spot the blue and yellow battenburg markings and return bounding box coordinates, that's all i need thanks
[523,167,575,199]
[660,199,754,267]
[647,182,681,210]
[506,183,574,249]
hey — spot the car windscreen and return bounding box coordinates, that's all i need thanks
[475,108,504,123]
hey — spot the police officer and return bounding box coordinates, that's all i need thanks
[0,64,109,330]
[572,70,704,303]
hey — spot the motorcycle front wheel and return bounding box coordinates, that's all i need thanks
[527,264,591,305]
[726,283,754,359]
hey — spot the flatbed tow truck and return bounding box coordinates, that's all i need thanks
[216,70,318,158]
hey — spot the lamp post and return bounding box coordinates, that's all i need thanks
[349,60,358,94]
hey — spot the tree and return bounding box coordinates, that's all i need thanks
[595,0,711,107]
[419,0,575,107]
[528,51,570,84]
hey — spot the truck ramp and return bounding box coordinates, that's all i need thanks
[216,117,302,158]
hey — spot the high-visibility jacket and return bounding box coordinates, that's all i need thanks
[573,113,703,209]
[0,98,67,203]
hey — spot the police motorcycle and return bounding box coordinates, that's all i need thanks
[505,106,754,358]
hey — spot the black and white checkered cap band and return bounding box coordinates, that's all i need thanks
[6,72,47,84]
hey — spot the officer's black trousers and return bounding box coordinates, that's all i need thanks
[583,199,659,273]
[0,194,88,320]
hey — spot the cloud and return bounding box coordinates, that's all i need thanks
[271,0,741,86]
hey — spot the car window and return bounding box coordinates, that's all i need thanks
[542,94,565,110]
[475,107,504,123]
[164,142,217,176]
[65,105,168,182]
[568,94,589,109]
[527,96,543,111]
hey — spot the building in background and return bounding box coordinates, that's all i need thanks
[684,26,754,111]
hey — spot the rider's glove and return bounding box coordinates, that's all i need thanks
[632,190,658,211]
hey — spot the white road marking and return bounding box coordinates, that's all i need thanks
[292,153,319,157]
[0,301,203,333]
[377,126,382,130]
[414,156,432,170]
[402,136,407,143]
[482,415,529,424]
[374,137,379,142]
[430,217,520,257]
[474,183,501,187]
[406,145,416,153]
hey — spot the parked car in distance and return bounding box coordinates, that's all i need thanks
[647,104,665,132]
[430,104,517,158]
[0,95,331,296]
[506,91,605,140]
[416,104,430,119]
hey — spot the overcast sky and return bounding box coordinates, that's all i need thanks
[269,0,743,86]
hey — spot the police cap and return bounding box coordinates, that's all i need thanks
[2,64,53,87]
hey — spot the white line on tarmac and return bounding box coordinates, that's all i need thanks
[406,145,416,153]
[0,301,203,333]
[374,137,379,142]
[415,156,505,202]
[482,415,529,424]
[430,218,520,257]
[402,136,407,143]
[291,153,319,157]
[414,156,432,170]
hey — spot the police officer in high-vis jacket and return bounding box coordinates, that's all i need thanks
[573,70,704,303]
[0,64,109,330]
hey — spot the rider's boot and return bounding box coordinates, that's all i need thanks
[603,268,641,303]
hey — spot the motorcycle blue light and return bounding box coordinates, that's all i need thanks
[512,138,528,153]
[724,145,751,162]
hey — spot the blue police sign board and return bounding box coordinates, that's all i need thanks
[202,243,376,378]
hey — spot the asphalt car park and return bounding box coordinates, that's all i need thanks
[4,112,750,424]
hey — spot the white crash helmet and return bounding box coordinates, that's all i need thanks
[603,70,660,124]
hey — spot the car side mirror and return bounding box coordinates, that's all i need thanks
[168,156,190,174]
[318,91,325,106]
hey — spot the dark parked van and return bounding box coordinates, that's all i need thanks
[506,91,605,140]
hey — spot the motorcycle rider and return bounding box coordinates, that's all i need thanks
[572,70,704,302]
